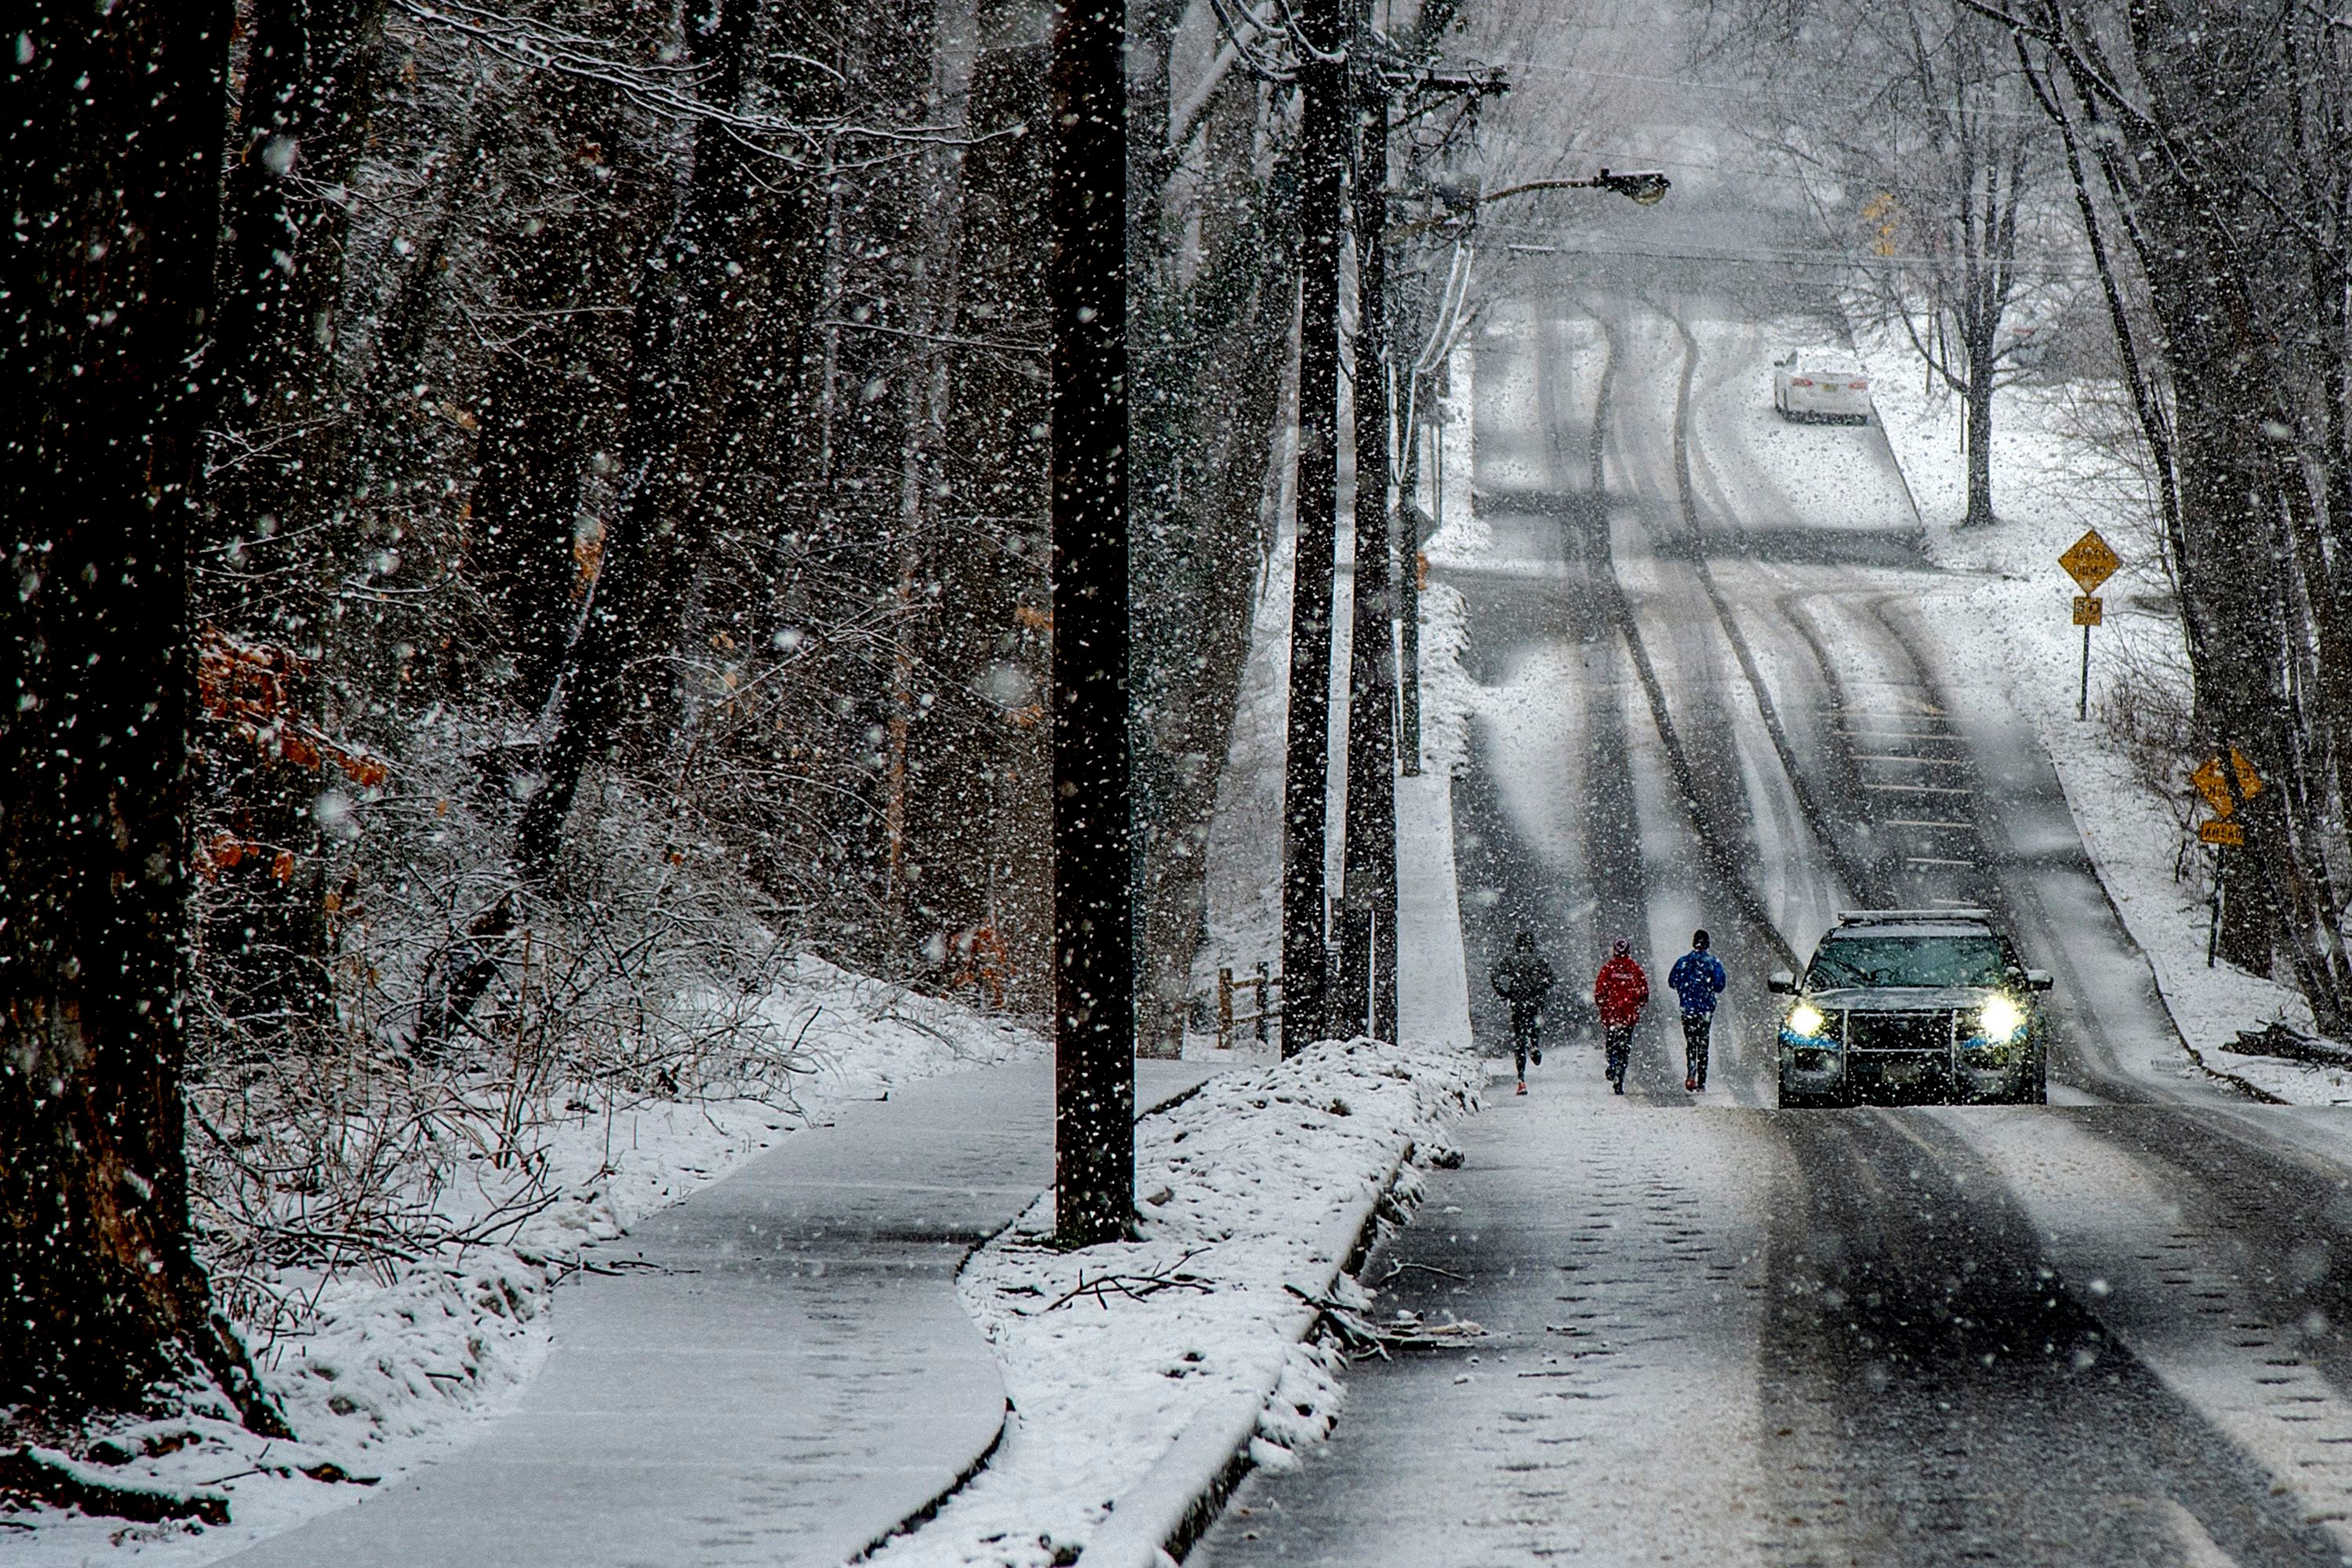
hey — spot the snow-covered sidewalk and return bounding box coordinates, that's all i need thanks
[199,1060,1216,1568]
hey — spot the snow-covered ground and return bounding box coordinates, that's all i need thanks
[1857,328,2336,1103]
[865,1038,1479,1568]
[11,959,1039,1566]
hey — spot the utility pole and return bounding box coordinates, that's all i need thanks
[1280,0,1350,1056]
[1338,32,1399,1044]
[1048,0,1132,1245]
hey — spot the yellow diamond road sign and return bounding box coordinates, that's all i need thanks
[2060,528,2121,593]
[2193,749,2264,818]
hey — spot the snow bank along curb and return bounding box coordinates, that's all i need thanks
[866,1039,1479,1568]
[1077,1124,1420,1568]
[2032,753,2290,1105]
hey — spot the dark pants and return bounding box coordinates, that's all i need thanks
[1682,1012,1713,1087]
[1604,1024,1635,1086]
[1510,1004,1541,1080]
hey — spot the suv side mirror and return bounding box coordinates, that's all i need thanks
[1766,970,1796,995]
[2023,969,2054,992]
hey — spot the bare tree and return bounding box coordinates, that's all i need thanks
[1700,0,2053,528]
[1996,0,2352,1026]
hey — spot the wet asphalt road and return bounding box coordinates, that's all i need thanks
[1192,281,2352,1566]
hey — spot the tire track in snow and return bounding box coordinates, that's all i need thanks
[1947,1105,2352,1559]
[1757,1107,2347,1568]
[1655,310,1890,909]
[1577,311,1801,973]
[1847,593,2161,1104]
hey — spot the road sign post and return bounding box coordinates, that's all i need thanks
[2060,530,2120,721]
[2192,748,2263,964]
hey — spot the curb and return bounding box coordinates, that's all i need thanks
[855,1066,1243,1564]
[2035,730,2288,1105]
[1080,1142,1421,1568]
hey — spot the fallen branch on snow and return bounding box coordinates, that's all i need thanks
[1036,1250,1213,1312]
[2223,1018,2352,1066]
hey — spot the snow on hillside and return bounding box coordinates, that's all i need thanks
[1860,328,2335,1103]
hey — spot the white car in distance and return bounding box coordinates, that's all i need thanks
[1773,352,1873,423]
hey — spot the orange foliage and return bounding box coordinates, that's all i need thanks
[198,630,388,788]
[951,927,1011,1010]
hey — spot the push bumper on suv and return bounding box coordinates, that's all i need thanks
[1778,987,2037,1105]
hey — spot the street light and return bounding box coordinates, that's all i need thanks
[1481,167,1671,208]
[1390,168,1672,245]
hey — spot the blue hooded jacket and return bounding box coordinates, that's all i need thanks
[1668,949,1728,1015]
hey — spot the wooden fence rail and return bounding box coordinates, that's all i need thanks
[1215,962,1282,1051]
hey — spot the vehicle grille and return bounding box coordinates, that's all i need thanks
[1845,1011,1955,1054]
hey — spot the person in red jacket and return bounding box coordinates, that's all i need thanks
[1594,938,1651,1095]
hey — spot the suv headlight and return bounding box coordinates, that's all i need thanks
[1977,995,2026,1044]
[1786,1002,1827,1040]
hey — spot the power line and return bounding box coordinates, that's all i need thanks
[1482,55,2055,127]
[1489,236,2096,281]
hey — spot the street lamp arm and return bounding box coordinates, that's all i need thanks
[1482,168,1671,207]
[1481,176,1606,202]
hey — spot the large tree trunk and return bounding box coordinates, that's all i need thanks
[464,71,648,718]
[191,0,390,1055]
[1,0,285,1437]
[1961,343,1996,528]
[209,0,390,452]
[2114,1,2352,1033]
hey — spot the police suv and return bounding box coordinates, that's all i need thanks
[1769,909,2053,1108]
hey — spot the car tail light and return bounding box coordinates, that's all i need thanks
[1791,377,1814,387]
[1848,380,1868,390]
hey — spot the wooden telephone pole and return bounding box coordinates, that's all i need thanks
[1337,30,1399,1044]
[1048,0,1133,1244]
[1280,0,1351,1055]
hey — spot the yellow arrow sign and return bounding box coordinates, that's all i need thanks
[2192,749,2264,818]
[2060,528,2121,593]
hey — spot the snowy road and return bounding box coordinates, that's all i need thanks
[1194,290,2352,1565]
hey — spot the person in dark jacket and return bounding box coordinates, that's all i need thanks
[1593,939,1650,1094]
[1489,931,1556,1095]
[1667,928,1729,1092]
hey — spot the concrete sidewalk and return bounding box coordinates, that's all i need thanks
[220,1060,1217,1568]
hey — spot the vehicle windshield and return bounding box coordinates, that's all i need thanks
[1807,935,2006,988]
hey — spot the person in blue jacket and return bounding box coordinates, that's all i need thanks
[1667,929,1728,1092]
